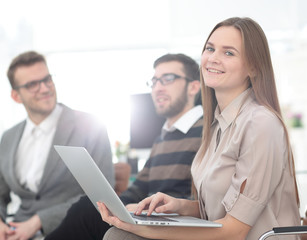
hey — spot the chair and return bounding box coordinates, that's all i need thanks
[258,209,307,239]
[258,226,307,239]
[114,162,131,195]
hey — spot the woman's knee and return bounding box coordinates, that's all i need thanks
[103,227,151,240]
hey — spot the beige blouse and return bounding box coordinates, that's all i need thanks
[191,89,300,240]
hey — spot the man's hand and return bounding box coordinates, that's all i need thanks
[0,220,14,240]
[7,215,42,240]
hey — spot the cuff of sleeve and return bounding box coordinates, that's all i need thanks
[36,211,45,233]
[0,210,7,223]
[222,185,265,226]
[37,210,53,235]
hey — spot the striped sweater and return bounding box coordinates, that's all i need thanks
[120,118,203,205]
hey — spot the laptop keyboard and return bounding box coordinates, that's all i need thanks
[131,213,177,222]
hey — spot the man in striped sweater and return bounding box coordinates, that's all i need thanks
[45,53,203,240]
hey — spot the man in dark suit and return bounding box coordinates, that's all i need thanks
[0,51,114,239]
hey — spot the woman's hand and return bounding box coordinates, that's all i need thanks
[97,201,171,239]
[134,192,182,216]
[97,202,136,233]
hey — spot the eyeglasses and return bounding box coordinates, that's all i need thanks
[13,74,54,93]
[146,73,193,88]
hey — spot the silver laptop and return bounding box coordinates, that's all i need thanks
[54,145,222,228]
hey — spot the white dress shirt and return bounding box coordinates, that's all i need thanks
[15,104,63,193]
[161,105,203,139]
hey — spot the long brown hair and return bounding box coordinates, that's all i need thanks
[199,17,299,204]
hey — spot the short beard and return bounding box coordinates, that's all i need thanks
[156,84,188,119]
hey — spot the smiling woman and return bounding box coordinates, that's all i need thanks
[99,17,301,240]
[201,26,251,111]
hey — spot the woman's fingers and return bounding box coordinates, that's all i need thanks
[147,193,166,215]
[97,202,120,226]
[97,202,137,233]
[134,195,155,215]
[97,202,111,222]
[135,192,171,216]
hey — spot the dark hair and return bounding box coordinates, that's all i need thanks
[154,53,201,105]
[154,53,200,82]
[7,51,47,88]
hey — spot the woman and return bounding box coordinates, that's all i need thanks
[98,17,301,240]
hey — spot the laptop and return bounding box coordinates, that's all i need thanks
[54,145,222,228]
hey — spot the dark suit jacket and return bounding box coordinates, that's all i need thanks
[0,103,115,234]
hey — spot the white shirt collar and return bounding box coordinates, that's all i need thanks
[162,105,203,137]
[25,104,63,134]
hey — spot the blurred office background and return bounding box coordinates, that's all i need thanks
[1,0,307,215]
